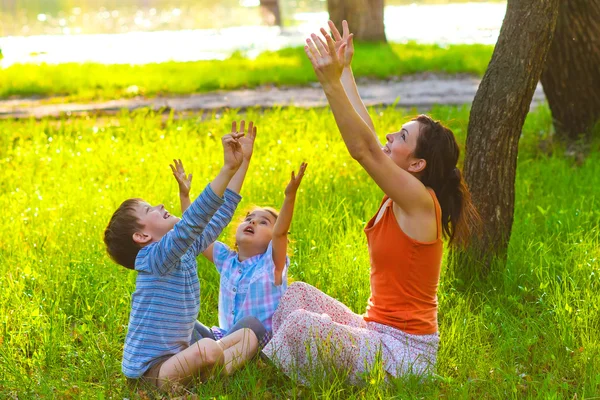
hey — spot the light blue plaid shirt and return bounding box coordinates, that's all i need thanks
[122,185,241,378]
[212,241,288,334]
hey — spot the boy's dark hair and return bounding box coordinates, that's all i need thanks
[104,198,144,270]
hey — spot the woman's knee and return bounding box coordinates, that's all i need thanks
[286,281,313,299]
[282,309,319,332]
[289,281,311,292]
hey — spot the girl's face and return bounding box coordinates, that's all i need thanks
[235,209,276,252]
[382,120,423,172]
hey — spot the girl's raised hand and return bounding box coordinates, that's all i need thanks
[304,29,347,87]
[285,162,308,197]
[170,159,192,197]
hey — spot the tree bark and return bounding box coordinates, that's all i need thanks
[541,0,600,143]
[328,0,386,42]
[260,0,282,26]
[453,0,560,277]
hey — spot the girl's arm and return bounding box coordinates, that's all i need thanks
[272,162,307,286]
[305,33,432,215]
[170,159,192,212]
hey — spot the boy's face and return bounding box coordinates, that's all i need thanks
[133,201,180,244]
[235,210,275,251]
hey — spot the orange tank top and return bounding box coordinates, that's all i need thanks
[363,190,443,335]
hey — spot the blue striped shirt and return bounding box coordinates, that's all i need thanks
[122,185,242,378]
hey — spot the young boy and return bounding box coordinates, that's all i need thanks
[104,122,259,392]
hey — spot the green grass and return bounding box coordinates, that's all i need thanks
[0,42,493,102]
[0,105,599,398]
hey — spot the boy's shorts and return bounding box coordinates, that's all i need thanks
[127,354,171,390]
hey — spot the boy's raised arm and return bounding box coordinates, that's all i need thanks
[200,121,257,262]
[142,133,244,275]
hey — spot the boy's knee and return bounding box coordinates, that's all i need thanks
[239,327,259,346]
[195,338,224,365]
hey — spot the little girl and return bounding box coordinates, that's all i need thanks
[171,131,307,346]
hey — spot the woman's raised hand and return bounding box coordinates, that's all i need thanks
[304,28,347,87]
[327,20,354,68]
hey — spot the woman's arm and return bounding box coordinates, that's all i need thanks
[305,33,431,214]
[340,67,378,143]
[325,21,378,142]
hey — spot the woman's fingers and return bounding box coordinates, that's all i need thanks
[323,33,338,61]
[316,33,329,51]
[304,44,318,66]
[328,20,343,42]
[342,20,349,38]
[312,33,328,56]
[231,121,236,133]
[337,43,347,64]
[348,33,354,50]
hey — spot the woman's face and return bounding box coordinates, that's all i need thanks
[383,120,423,172]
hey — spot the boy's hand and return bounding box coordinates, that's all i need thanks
[170,159,192,197]
[285,162,307,197]
[233,120,257,162]
[222,131,244,172]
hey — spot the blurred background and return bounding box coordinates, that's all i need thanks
[0,0,506,66]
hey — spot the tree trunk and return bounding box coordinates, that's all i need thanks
[260,0,282,26]
[328,0,386,42]
[452,0,559,278]
[541,0,600,143]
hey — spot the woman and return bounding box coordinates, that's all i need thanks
[261,21,479,384]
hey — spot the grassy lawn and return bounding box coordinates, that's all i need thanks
[0,105,598,398]
[0,42,493,102]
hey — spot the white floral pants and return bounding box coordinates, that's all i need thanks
[262,282,439,385]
